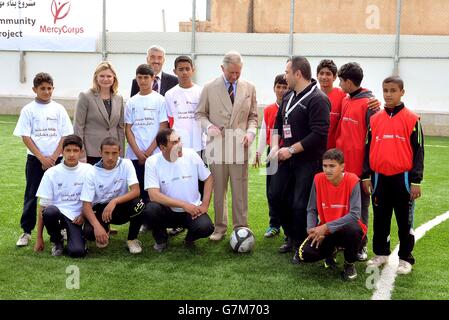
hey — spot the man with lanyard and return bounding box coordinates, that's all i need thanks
[268,56,330,264]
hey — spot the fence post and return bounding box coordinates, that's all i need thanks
[393,0,402,75]
[102,0,108,61]
[191,0,197,61]
[289,0,295,58]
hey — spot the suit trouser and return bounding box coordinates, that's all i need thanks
[209,163,248,234]
[144,202,214,244]
[268,159,321,248]
[42,205,86,257]
[21,155,62,234]
[371,172,415,264]
[299,220,365,264]
[83,198,145,241]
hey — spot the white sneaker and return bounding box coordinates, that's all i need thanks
[127,239,142,254]
[367,255,389,267]
[16,233,31,247]
[397,259,412,274]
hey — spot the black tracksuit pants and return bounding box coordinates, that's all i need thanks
[42,205,86,258]
[298,220,365,264]
[21,155,61,234]
[83,198,145,241]
[268,158,321,248]
[371,172,416,264]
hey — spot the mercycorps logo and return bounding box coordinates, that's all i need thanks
[40,0,84,35]
[51,0,71,24]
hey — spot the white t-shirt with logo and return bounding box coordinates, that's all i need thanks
[144,148,211,212]
[124,92,168,160]
[13,100,73,157]
[80,158,138,205]
[165,84,206,152]
[36,162,91,221]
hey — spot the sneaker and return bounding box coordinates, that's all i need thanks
[109,228,118,236]
[278,238,293,253]
[127,239,142,254]
[153,242,167,253]
[356,246,368,261]
[168,227,185,237]
[367,255,389,267]
[342,262,357,281]
[291,248,301,265]
[209,232,225,241]
[61,229,68,241]
[51,242,64,256]
[324,249,338,269]
[264,226,280,238]
[397,259,412,275]
[16,233,31,247]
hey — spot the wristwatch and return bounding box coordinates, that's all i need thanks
[288,146,296,155]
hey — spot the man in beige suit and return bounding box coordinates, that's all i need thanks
[196,51,258,241]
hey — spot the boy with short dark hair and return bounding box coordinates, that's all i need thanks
[125,64,169,203]
[362,76,424,275]
[253,74,288,238]
[81,137,146,254]
[14,72,73,247]
[299,148,366,281]
[335,62,378,261]
[34,134,91,257]
[316,60,347,149]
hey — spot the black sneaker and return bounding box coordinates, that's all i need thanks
[356,246,368,261]
[342,262,357,281]
[51,241,64,257]
[168,227,185,237]
[324,249,338,269]
[278,238,293,253]
[291,248,301,265]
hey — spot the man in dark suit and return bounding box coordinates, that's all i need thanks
[130,45,178,97]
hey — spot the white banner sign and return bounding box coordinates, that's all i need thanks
[0,0,101,51]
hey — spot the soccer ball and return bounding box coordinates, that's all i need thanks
[230,227,255,253]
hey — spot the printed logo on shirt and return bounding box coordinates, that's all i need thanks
[342,117,359,125]
[143,107,156,111]
[376,134,406,143]
[46,117,58,121]
[74,182,83,186]
[99,184,104,189]
[113,178,124,185]
[330,204,348,209]
[57,183,63,190]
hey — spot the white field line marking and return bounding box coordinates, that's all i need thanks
[0,121,17,124]
[424,144,449,148]
[372,210,449,300]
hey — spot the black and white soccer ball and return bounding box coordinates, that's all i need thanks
[230,227,255,253]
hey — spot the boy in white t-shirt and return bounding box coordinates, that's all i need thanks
[125,64,169,203]
[144,128,214,251]
[13,72,73,247]
[81,137,146,254]
[34,135,91,257]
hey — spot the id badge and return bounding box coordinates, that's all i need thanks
[283,124,292,138]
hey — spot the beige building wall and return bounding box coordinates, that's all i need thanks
[204,0,449,35]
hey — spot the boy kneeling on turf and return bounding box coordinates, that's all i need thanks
[362,76,424,275]
[34,135,91,257]
[81,137,146,254]
[299,149,367,281]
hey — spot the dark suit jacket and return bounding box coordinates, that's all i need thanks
[130,71,178,97]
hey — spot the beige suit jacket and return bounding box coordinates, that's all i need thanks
[196,76,258,163]
[73,90,125,158]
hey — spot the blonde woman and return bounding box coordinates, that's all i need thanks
[74,61,125,164]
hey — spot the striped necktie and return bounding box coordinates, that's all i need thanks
[152,76,159,93]
[228,82,234,104]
